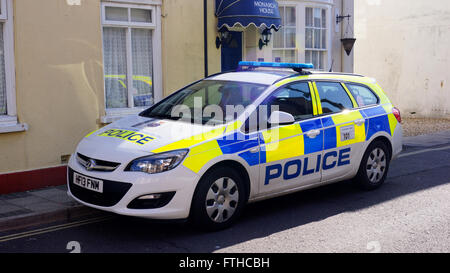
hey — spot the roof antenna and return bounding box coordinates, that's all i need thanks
[329,59,334,72]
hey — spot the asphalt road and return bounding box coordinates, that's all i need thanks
[0,144,449,253]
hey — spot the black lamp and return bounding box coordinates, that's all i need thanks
[259,28,272,50]
[216,28,232,49]
[336,14,356,56]
[341,38,356,56]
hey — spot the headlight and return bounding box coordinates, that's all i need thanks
[125,149,189,174]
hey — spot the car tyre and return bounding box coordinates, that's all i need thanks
[355,140,391,191]
[191,166,247,231]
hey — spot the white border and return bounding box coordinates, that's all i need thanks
[102,0,161,5]
[102,2,156,28]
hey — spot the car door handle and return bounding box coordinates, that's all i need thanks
[355,119,365,126]
[306,129,321,139]
[249,147,260,154]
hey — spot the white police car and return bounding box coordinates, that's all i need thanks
[68,62,403,230]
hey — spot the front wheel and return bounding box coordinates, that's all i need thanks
[190,167,247,231]
[355,141,391,190]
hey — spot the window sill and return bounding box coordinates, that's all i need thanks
[100,107,147,124]
[0,116,28,133]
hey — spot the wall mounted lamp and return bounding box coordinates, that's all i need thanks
[336,14,351,24]
[336,14,356,56]
[258,28,272,50]
[216,28,232,49]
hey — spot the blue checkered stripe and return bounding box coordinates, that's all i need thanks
[213,106,392,167]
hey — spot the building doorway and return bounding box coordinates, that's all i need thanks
[221,31,242,72]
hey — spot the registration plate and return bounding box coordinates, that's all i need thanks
[73,173,103,193]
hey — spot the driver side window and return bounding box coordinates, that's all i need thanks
[264,82,314,121]
[244,82,314,133]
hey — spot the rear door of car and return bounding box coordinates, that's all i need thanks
[312,81,367,183]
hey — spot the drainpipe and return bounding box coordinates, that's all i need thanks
[204,0,208,77]
[340,0,344,72]
[341,0,354,73]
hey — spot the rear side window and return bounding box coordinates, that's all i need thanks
[315,82,354,114]
[345,83,379,107]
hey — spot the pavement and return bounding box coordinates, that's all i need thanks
[0,131,450,252]
[403,130,450,148]
[0,185,105,233]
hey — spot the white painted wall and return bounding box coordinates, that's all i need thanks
[354,0,450,118]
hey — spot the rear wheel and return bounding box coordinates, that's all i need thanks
[191,167,246,231]
[355,141,390,190]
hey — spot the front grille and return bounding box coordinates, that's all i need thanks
[68,168,132,207]
[76,153,121,172]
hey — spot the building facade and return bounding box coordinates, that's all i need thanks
[354,0,450,118]
[241,0,353,73]
[0,0,353,193]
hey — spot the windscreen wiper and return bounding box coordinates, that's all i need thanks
[148,113,181,120]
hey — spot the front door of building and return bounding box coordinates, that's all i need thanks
[221,31,242,72]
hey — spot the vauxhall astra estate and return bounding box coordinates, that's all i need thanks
[68,62,403,230]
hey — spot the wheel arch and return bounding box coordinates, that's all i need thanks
[367,135,393,161]
[195,160,251,202]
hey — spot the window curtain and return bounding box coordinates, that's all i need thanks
[0,23,7,115]
[131,29,154,107]
[103,27,128,109]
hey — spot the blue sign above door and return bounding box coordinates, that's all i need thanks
[215,0,282,31]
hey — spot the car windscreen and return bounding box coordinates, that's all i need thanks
[140,80,268,125]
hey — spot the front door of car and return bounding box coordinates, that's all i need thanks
[313,81,367,183]
[256,81,324,195]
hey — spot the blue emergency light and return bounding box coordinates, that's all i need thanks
[238,61,314,71]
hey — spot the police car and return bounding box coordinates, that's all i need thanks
[68,62,403,230]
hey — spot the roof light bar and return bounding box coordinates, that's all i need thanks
[238,61,314,70]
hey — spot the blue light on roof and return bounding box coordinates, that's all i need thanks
[238,61,314,70]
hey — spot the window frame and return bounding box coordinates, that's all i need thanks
[0,0,25,133]
[0,0,7,20]
[305,6,328,70]
[272,5,298,63]
[102,3,156,28]
[100,1,162,124]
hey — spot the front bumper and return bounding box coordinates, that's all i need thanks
[67,154,200,220]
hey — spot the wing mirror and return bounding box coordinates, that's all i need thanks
[268,111,295,126]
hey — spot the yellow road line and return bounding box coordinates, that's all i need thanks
[0,216,114,243]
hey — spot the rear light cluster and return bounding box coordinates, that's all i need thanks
[392,107,402,123]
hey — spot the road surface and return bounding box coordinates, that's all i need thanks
[0,143,449,253]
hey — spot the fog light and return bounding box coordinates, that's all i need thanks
[138,194,162,200]
[127,192,175,209]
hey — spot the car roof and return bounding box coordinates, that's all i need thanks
[208,70,376,86]
[208,71,296,85]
